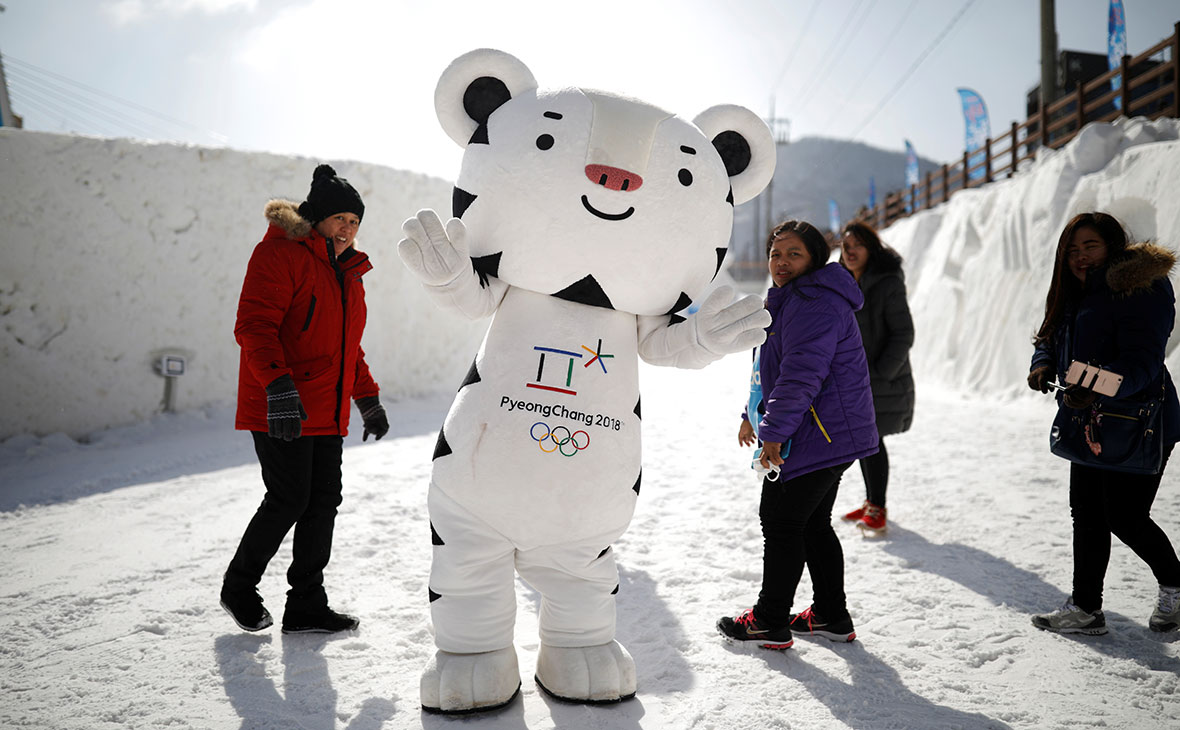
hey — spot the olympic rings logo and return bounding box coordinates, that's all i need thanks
[530,421,590,457]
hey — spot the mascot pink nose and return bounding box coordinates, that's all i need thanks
[585,164,643,192]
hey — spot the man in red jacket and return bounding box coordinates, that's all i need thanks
[220,164,389,634]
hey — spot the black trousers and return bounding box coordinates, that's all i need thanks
[754,461,852,626]
[1070,444,1180,613]
[223,432,344,611]
[858,439,889,507]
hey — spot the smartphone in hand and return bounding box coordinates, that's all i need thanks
[1064,361,1123,397]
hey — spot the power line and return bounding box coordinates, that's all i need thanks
[6,64,162,139]
[844,0,979,143]
[792,0,878,117]
[2,53,227,144]
[770,1,824,93]
[817,0,920,132]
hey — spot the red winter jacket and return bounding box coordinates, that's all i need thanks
[234,199,379,436]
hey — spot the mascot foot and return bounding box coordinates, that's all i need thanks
[534,640,637,704]
[420,647,521,714]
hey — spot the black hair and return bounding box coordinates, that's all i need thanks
[1033,212,1129,346]
[766,219,831,275]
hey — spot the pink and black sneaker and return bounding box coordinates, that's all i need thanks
[716,608,794,650]
[787,606,857,642]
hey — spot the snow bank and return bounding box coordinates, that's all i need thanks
[0,130,484,438]
[882,117,1180,397]
[3,117,1178,438]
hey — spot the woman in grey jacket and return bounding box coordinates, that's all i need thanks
[838,222,915,535]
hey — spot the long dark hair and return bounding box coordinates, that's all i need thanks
[1033,212,1129,346]
[766,219,830,275]
[841,221,901,272]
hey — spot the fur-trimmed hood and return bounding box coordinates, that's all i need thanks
[1107,243,1176,295]
[264,199,314,240]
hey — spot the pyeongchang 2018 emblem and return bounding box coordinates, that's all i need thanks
[526,338,613,396]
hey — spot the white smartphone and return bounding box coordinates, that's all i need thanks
[1064,361,1124,397]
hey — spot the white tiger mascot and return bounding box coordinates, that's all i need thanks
[398,48,775,714]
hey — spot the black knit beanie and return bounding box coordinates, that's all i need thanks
[298,164,365,225]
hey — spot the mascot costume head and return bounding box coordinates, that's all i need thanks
[399,48,774,714]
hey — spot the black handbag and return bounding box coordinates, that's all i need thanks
[1049,382,1165,475]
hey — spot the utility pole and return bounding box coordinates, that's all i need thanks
[762,96,791,241]
[1040,0,1058,107]
[0,3,17,128]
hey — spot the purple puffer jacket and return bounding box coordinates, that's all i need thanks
[759,262,880,481]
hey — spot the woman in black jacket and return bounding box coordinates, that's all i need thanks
[838,222,915,535]
[1028,212,1180,635]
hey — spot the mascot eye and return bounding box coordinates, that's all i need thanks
[536,134,555,151]
[678,168,693,186]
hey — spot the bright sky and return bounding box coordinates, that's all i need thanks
[1,0,1175,181]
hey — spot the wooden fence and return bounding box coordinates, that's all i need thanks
[850,21,1179,231]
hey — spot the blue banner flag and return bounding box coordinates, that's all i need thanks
[957,88,990,182]
[904,140,919,213]
[868,175,876,209]
[828,199,841,234]
[1108,0,1127,110]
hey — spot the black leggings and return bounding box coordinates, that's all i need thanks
[224,432,344,611]
[1070,444,1180,613]
[754,462,852,626]
[858,439,889,507]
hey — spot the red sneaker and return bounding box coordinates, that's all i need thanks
[842,500,869,522]
[858,504,887,535]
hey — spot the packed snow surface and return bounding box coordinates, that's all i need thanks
[3,116,1180,728]
[2,360,1178,729]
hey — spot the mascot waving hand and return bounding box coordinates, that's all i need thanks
[399,49,775,714]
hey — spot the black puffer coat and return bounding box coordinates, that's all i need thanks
[852,249,915,435]
[1030,243,1179,443]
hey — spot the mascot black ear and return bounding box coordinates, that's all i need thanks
[693,105,775,205]
[435,49,539,148]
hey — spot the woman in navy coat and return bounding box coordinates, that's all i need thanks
[1028,212,1180,635]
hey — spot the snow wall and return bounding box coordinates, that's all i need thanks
[0,129,485,438]
[2,118,1179,438]
[881,116,1180,399]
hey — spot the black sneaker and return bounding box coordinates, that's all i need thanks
[716,608,794,650]
[788,606,856,642]
[219,588,273,632]
[281,606,360,635]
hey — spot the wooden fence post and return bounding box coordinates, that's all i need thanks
[984,137,993,183]
[924,170,933,210]
[1172,22,1179,117]
[962,149,971,191]
[1120,54,1131,115]
[1040,93,1050,150]
[1010,121,1019,177]
[942,164,949,203]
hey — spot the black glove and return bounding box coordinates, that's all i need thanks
[265,374,307,441]
[355,395,389,441]
[1062,385,1099,410]
[1027,366,1054,394]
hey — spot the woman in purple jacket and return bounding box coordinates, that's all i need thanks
[718,220,879,650]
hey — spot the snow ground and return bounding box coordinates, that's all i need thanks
[3,354,1178,730]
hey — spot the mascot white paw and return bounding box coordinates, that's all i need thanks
[420,647,521,714]
[534,640,637,704]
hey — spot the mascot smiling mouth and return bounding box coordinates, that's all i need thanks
[581,195,635,221]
